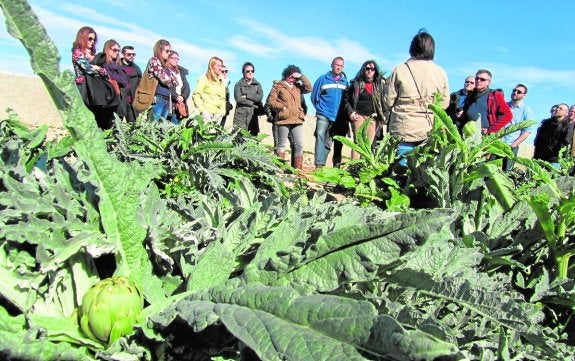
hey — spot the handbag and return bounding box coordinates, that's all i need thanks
[81,73,120,108]
[175,101,188,120]
[133,69,158,113]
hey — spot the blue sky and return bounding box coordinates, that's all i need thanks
[2,0,575,134]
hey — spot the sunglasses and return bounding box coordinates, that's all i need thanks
[222,70,228,73]
[465,81,475,84]
[475,77,490,82]
[88,36,95,41]
[244,70,254,74]
[125,53,136,57]
[512,89,524,95]
[364,67,375,71]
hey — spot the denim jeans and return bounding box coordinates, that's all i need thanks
[314,116,331,166]
[276,124,304,156]
[397,141,423,166]
[152,96,170,121]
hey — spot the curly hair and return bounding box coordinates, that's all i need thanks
[281,65,302,80]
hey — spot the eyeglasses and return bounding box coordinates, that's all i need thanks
[465,81,475,84]
[88,36,95,42]
[475,77,490,82]
[124,53,136,57]
[110,48,120,53]
[222,70,228,73]
[244,70,254,74]
[364,67,375,71]
[512,89,524,95]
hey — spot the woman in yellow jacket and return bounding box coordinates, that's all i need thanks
[192,56,226,123]
[266,65,312,170]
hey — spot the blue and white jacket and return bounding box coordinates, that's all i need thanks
[311,71,348,121]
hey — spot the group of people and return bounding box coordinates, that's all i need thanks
[72,26,574,172]
[448,70,575,170]
[72,26,232,129]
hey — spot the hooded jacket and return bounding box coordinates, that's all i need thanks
[266,75,312,125]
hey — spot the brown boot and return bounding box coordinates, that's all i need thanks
[293,155,304,170]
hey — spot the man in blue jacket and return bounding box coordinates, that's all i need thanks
[311,57,348,168]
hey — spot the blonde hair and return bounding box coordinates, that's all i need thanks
[206,56,223,82]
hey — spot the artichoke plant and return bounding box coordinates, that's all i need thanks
[79,276,144,345]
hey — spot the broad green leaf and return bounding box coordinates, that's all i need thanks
[248,209,455,292]
[0,0,165,302]
[151,283,461,361]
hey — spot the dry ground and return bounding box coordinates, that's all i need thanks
[1,72,534,163]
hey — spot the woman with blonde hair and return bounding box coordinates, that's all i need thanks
[145,39,177,121]
[192,56,226,123]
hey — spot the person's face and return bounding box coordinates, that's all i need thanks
[331,59,344,76]
[87,33,96,48]
[511,86,526,101]
[213,60,223,75]
[108,44,120,60]
[555,104,568,120]
[475,73,491,91]
[464,77,475,91]
[221,66,228,78]
[123,49,136,64]
[364,63,376,80]
[168,53,179,67]
[568,106,575,121]
[243,66,254,80]
[161,47,171,61]
[285,72,299,85]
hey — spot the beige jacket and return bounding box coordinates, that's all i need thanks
[267,75,312,125]
[384,59,449,142]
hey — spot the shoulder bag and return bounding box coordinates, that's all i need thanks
[133,69,158,113]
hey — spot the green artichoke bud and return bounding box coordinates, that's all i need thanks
[462,120,477,137]
[79,276,144,345]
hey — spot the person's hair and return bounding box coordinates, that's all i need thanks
[122,45,134,54]
[331,56,344,66]
[242,62,255,74]
[515,83,528,94]
[153,39,171,66]
[72,26,97,55]
[409,29,435,60]
[476,69,492,78]
[282,65,302,80]
[102,39,121,64]
[354,60,382,82]
[206,56,223,82]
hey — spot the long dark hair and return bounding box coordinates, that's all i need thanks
[354,60,382,82]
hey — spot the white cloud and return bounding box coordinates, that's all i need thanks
[234,18,386,68]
